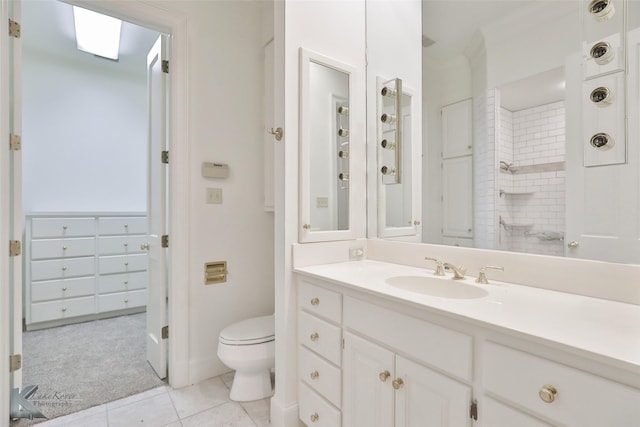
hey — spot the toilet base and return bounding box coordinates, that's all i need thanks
[229,370,273,402]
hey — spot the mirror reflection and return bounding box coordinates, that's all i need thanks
[308,61,350,232]
[420,0,640,264]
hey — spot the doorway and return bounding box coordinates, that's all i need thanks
[14,0,166,421]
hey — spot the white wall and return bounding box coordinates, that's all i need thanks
[22,49,148,212]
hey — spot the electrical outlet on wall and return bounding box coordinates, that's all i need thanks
[206,188,223,204]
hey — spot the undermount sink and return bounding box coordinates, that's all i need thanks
[385,275,489,299]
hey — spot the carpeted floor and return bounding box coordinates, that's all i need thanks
[11,313,166,425]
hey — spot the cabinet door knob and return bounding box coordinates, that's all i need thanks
[310,413,319,423]
[310,371,319,380]
[61,308,67,312]
[124,299,129,303]
[62,225,68,230]
[568,241,579,249]
[62,245,67,250]
[124,243,128,247]
[310,297,320,306]
[539,385,558,403]
[140,242,150,251]
[379,370,391,382]
[124,280,129,285]
[62,287,68,291]
[310,332,319,342]
[392,378,404,390]
[62,266,67,271]
[124,262,129,266]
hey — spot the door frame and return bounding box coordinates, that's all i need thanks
[1,1,191,420]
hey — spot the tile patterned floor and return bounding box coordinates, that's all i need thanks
[33,372,271,427]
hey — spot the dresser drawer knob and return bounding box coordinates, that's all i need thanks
[310,332,319,342]
[124,280,129,285]
[539,385,558,403]
[310,371,319,380]
[379,370,391,382]
[62,246,67,250]
[61,308,67,312]
[124,224,128,228]
[124,243,128,247]
[62,266,67,271]
[62,287,68,291]
[310,413,319,423]
[124,299,129,303]
[310,297,320,306]
[124,262,129,266]
[392,378,404,390]
[62,225,68,230]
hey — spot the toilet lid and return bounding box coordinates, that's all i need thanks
[219,315,275,345]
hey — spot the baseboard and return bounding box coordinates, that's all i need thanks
[270,397,301,427]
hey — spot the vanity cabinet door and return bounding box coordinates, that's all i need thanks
[395,355,471,427]
[343,332,394,427]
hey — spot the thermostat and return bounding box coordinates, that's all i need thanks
[202,162,229,179]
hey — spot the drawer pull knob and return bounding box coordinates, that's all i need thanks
[539,385,558,403]
[392,378,404,390]
[310,413,319,423]
[62,287,67,291]
[124,224,128,228]
[124,280,129,285]
[61,308,67,312]
[310,371,319,380]
[141,242,150,250]
[62,266,67,271]
[124,243,128,247]
[63,225,68,230]
[124,299,129,303]
[124,262,129,266]
[310,332,319,342]
[379,370,391,382]
[62,246,67,250]
[310,297,320,306]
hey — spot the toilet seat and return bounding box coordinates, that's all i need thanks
[219,315,274,346]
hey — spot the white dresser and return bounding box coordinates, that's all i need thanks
[25,213,148,330]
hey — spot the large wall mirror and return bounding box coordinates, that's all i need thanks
[422,0,640,264]
[299,48,356,243]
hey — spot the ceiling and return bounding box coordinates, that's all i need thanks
[21,0,160,72]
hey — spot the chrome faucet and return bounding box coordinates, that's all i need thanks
[443,263,467,280]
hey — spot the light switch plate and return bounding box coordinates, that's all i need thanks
[206,188,223,204]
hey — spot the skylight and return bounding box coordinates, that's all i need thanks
[73,6,122,60]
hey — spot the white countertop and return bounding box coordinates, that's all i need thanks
[295,260,640,373]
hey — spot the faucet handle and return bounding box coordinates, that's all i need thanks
[476,265,504,284]
[424,257,445,276]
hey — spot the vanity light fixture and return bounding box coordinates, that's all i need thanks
[590,132,614,150]
[338,150,349,159]
[338,128,349,137]
[380,166,396,176]
[381,86,397,98]
[73,6,122,60]
[590,41,614,65]
[337,105,349,116]
[380,113,397,125]
[588,0,615,21]
[338,173,349,181]
[381,139,396,149]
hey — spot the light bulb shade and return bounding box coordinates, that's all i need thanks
[73,6,122,60]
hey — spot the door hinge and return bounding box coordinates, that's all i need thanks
[161,151,169,164]
[9,19,20,38]
[470,400,478,421]
[162,60,169,74]
[10,134,21,151]
[9,354,22,372]
[161,235,169,248]
[162,325,169,339]
[9,240,21,257]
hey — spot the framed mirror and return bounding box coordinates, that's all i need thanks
[421,0,640,264]
[299,48,357,243]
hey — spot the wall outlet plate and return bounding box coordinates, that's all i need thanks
[206,188,223,204]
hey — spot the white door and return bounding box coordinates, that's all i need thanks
[145,36,168,379]
[395,356,471,427]
[343,332,394,427]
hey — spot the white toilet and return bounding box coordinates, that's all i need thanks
[217,314,275,402]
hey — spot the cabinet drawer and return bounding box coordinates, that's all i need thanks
[98,289,146,312]
[483,342,640,426]
[31,277,95,302]
[31,217,95,238]
[31,257,95,281]
[98,271,147,294]
[299,382,340,427]
[98,217,147,235]
[31,237,95,260]
[298,311,341,366]
[99,254,147,275]
[344,296,472,381]
[30,296,95,323]
[98,236,148,255]
[483,396,552,427]
[299,346,341,408]
[298,280,341,323]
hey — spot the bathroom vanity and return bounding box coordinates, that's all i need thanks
[294,260,640,427]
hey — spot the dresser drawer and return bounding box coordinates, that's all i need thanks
[31,277,95,302]
[299,382,341,427]
[98,289,146,312]
[31,257,95,281]
[98,217,147,235]
[98,235,148,256]
[30,296,95,323]
[298,311,341,366]
[483,342,640,426]
[99,254,147,274]
[98,271,147,293]
[31,217,95,238]
[31,237,95,260]
[299,346,341,408]
[298,280,341,323]
[344,296,472,381]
